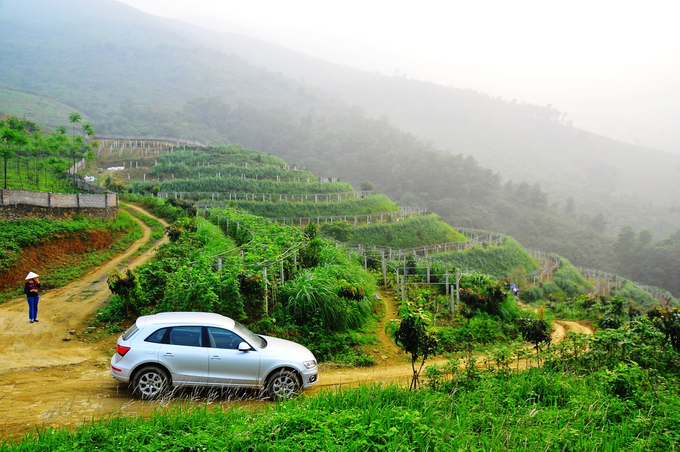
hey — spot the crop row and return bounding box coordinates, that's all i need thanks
[145,177,354,195]
[147,162,316,182]
[209,194,399,218]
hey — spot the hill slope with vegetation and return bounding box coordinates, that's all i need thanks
[2,0,680,297]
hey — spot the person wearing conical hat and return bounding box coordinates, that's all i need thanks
[24,272,41,323]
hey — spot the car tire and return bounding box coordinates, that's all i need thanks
[133,366,170,400]
[267,370,300,400]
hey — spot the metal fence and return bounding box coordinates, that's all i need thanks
[96,135,207,147]
[172,190,374,203]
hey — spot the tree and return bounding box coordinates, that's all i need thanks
[0,127,17,189]
[590,212,607,234]
[386,301,439,390]
[0,125,29,189]
[68,112,82,138]
[107,267,138,318]
[517,309,551,355]
[68,112,82,189]
[613,226,636,275]
[359,181,374,191]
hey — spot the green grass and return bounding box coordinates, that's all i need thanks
[0,214,138,272]
[0,87,85,131]
[3,372,678,451]
[350,214,465,248]
[433,236,538,279]
[230,194,399,218]
[120,203,164,251]
[42,213,142,288]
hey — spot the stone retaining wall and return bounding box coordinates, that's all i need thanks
[0,190,119,221]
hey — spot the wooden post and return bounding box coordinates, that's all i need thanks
[450,285,455,315]
[263,267,268,316]
[456,272,461,306]
[401,274,405,301]
[426,250,430,283]
[382,251,387,287]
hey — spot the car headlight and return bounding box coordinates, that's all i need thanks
[303,360,317,369]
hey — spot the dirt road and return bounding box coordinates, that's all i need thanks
[0,214,595,442]
[552,320,594,342]
[0,205,170,440]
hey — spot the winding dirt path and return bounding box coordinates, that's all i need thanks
[552,320,594,342]
[0,204,169,372]
[0,222,595,442]
[0,205,169,440]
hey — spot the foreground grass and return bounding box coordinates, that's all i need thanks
[3,367,679,451]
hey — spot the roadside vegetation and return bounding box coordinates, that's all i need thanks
[0,212,141,303]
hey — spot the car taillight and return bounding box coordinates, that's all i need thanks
[117,345,131,357]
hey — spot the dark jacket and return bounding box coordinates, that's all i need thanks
[24,281,41,297]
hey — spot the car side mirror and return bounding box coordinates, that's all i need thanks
[238,342,252,352]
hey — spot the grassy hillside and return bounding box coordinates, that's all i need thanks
[348,214,465,249]
[231,194,399,218]
[432,236,537,280]
[0,212,141,301]
[0,87,84,130]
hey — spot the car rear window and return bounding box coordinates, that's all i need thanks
[122,324,139,341]
[145,328,168,343]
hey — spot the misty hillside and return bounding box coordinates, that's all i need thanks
[163,21,680,234]
[2,0,680,296]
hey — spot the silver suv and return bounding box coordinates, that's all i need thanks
[110,312,318,400]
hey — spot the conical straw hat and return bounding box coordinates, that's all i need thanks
[25,271,39,280]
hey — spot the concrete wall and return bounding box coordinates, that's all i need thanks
[0,190,118,221]
[0,190,118,208]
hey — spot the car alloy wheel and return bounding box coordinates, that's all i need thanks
[133,366,169,400]
[267,370,300,400]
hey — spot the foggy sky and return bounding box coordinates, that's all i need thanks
[117,0,680,154]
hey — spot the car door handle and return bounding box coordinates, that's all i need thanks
[211,355,222,360]
[164,353,174,357]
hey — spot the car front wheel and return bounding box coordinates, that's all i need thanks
[133,366,170,400]
[267,370,300,400]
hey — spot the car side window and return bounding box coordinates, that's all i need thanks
[207,327,242,350]
[145,327,168,344]
[168,326,203,347]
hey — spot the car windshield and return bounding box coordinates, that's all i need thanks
[232,321,266,348]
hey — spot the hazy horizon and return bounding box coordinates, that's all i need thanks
[117,0,680,154]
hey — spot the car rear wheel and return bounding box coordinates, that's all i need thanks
[133,366,170,400]
[267,370,300,400]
